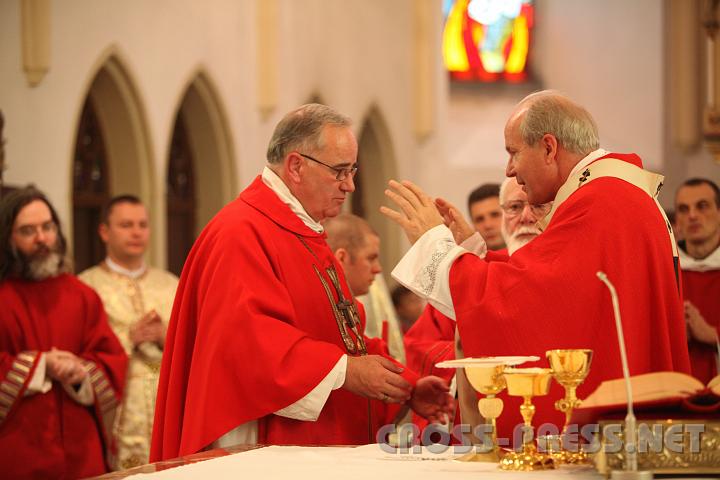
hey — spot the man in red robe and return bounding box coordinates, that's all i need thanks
[0,187,127,479]
[675,178,720,383]
[151,104,454,461]
[383,91,690,443]
[403,177,545,432]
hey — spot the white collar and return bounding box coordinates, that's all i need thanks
[568,148,610,177]
[261,166,324,233]
[679,243,720,272]
[105,257,147,279]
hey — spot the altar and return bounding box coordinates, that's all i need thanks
[94,444,606,480]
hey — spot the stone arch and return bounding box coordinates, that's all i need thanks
[165,70,237,273]
[71,48,156,268]
[352,105,401,276]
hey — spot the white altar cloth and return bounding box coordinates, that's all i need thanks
[131,444,604,479]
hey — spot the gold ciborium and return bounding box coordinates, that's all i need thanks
[547,349,593,464]
[436,356,538,463]
[499,368,555,471]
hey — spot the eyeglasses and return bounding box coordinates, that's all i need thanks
[298,153,358,181]
[500,200,553,218]
[14,220,57,238]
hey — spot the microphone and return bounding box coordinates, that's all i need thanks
[597,271,653,480]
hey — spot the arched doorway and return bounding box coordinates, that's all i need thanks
[166,71,236,275]
[71,53,154,272]
[352,106,401,276]
[72,97,109,272]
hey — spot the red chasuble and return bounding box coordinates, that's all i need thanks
[151,177,415,461]
[450,154,691,440]
[0,274,127,479]
[681,260,720,384]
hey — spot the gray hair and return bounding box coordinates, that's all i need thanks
[499,177,513,205]
[266,104,352,164]
[517,90,599,156]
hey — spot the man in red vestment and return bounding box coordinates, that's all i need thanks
[403,177,546,433]
[0,187,127,479]
[151,104,454,461]
[675,178,720,383]
[383,91,690,443]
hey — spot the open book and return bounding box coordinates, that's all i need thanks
[572,372,720,424]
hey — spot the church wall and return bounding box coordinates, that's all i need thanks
[1,0,715,270]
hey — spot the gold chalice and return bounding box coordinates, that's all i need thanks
[499,368,555,471]
[436,356,538,463]
[547,349,593,464]
[459,363,506,462]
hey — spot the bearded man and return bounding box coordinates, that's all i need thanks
[0,186,127,479]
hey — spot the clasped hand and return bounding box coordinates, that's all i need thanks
[130,309,166,347]
[380,180,475,245]
[46,348,87,385]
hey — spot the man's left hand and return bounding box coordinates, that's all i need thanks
[380,180,444,244]
[685,301,718,345]
[408,376,455,423]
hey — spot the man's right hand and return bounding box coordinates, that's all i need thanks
[343,355,412,403]
[130,309,165,346]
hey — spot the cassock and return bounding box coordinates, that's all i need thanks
[679,244,720,384]
[393,150,691,441]
[0,274,127,479]
[152,172,414,461]
[79,263,179,470]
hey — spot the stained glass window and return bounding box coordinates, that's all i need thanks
[442,0,534,83]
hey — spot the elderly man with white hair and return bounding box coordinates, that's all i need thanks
[498,176,547,255]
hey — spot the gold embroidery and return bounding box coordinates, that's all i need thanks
[13,362,30,374]
[7,372,24,385]
[0,393,13,406]
[0,383,20,396]
[0,351,38,426]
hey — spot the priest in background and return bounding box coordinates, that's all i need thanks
[383,90,690,440]
[79,195,178,470]
[467,183,505,251]
[0,186,127,479]
[675,178,720,383]
[325,213,406,363]
[151,104,454,461]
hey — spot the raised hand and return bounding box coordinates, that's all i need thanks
[408,376,455,423]
[435,197,475,245]
[344,355,412,403]
[380,180,444,244]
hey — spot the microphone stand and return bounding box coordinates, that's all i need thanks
[597,272,653,480]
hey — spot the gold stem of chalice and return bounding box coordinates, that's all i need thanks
[456,364,506,463]
[499,368,555,471]
[546,349,593,465]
